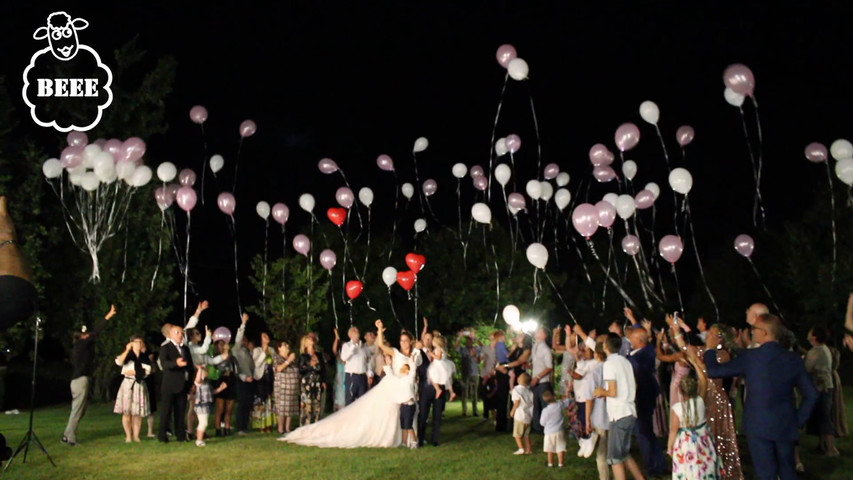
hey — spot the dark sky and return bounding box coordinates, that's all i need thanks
[3,2,853,330]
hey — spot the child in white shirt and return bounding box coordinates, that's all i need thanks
[540,389,570,467]
[510,372,534,455]
[427,336,457,401]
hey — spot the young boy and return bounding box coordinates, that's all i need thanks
[539,390,569,467]
[510,372,534,455]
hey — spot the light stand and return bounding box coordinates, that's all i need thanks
[2,316,55,473]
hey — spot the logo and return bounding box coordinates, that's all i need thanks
[22,11,113,132]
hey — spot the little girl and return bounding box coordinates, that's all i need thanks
[427,336,457,401]
[382,359,418,448]
[667,371,721,479]
[194,365,227,447]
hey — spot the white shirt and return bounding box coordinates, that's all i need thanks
[511,385,534,423]
[252,346,268,379]
[540,400,569,434]
[602,353,636,422]
[531,341,553,383]
[341,340,371,376]
[573,358,600,403]
[428,358,455,386]
[672,397,706,428]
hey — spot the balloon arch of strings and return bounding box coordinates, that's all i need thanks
[41,44,852,335]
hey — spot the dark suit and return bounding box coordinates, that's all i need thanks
[627,344,667,476]
[158,341,193,442]
[416,349,444,446]
[705,342,818,480]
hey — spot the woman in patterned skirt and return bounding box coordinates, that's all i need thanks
[114,335,151,443]
[273,340,299,438]
[298,334,326,426]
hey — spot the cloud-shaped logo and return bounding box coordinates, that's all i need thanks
[22,11,112,132]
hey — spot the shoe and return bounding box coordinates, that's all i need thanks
[548,464,553,468]
[409,442,419,450]
[237,430,248,436]
[61,436,68,444]
[582,432,598,458]
[513,448,525,455]
[795,462,805,473]
[195,440,206,447]
[577,438,587,456]
[558,464,564,468]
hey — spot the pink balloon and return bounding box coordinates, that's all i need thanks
[66,131,88,147]
[167,183,180,198]
[217,192,236,216]
[239,120,257,138]
[318,158,339,174]
[734,234,754,258]
[469,165,485,178]
[60,145,84,168]
[614,123,640,152]
[154,186,174,210]
[93,138,106,148]
[319,249,337,271]
[336,187,355,209]
[723,63,755,97]
[505,134,521,154]
[507,193,526,212]
[804,142,828,163]
[121,137,146,164]
[659,235,684,264]
[592,165,618,183]
[572,203,599,239]
[179,169,197,187]
[271,203,290,225]
[676,126,695,146]
[473,176,488,191]
[189,105,208,125]
[595,200,616,229]
[103,139,122,158]
[543,163,560,180]
[634,189,655,210]
[422,179,437,197]
[621,235,640,256]
[495,44,517,68]
[176,186,197,212]
[212,326,231,344]
[376,154,394,172]
[293,234,311,257]
[589,144,614,167]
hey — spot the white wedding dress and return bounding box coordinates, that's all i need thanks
[283,349,419,448]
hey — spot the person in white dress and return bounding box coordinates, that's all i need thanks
[427,336,457,401]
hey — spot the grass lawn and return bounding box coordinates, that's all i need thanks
[1,392,853,480]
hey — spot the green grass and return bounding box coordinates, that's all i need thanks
[1,392,852,480]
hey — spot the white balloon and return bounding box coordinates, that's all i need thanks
[401,183,414,200]
[156,162,177,182]
[539,181,553,201]
[209,154,224,173]
[131,165,152,187]
[645,182,660,199]
[830,139,853,161]
[413,137,429,153]
[639,100,660,125]
[494,164,511,187]
[82,144,102,166]
[525,180,541,200]
[615,194,636,220]
[256,201,271,220]
[495,138,508,157]
[299,193,315,213]
[94,156,116,183]
[526,242,548,269]
[507,58,529,81]
[115,160,135,180]
[69,171,85,186]
[414,218,427,233]
[502,305,520,325]
[723,87,745,107]
[555,172,570,187]
[835,158,853,186]
[382,267,398,288]
[508,204,521,216]
[358,187,374,207]
[554,188,571,211]
[452,163,468,179]
[81,172,100,192]
[603,193,619,207]
[471,203,492,224]
[622,160,638,181]
[668,167,693,195]
[42,158,62,179]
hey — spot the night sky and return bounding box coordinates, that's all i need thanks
[3,2,853,332]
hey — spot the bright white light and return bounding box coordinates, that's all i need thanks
[521,319,539,334]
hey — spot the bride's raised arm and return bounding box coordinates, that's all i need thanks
[375,319,396,357]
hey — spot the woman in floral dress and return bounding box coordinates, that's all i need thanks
[298,334,326,426]
[667,371,721,479]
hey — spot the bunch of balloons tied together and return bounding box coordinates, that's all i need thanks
[381,253,427,293]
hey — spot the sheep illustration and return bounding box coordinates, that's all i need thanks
[32,11,89,61]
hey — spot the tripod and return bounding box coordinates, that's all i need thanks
[2,316,55,472]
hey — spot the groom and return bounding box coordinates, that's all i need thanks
[341,326,372,405]
[418,320,444,447]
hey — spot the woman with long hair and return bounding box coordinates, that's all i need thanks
[113,335,151,443]
[806,325,839,456]
[667,370,722,479]
[210,339,237,436]
[298,334,326,426]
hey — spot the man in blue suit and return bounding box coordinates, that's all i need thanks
[626,327,668,477]
[704,313,818,480]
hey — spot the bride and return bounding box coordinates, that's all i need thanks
[282,320,422,448]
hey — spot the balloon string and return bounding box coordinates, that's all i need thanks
[670,263,685,314]
[649,204,666,302]
[487,73,509,203]
[630,254,653,311]
[338,169,364,241]
[414,282,419,336]
[151,210,165,291]
[824,161,837,287]
[738,106,764,229]
[305,254,310,331]
[183,212,191,327]
[543,271,576,325]
[509,152,517,194]
[630,218,663,306]
[281,224,287,320]
[362,207,372,279]
[387,288,401,325]
[341,215,350,304]
[328,271,339,330]
[233,137,244,194]
[751,96,767,229]
[528,90,543,188]
[412,152,427,220]
[200,124,208,206]
[230,216,243,321]
[348,301,354,327]
[653,124,672,173]
[569,225,594,287]
[532,269,541,306]
[601,231,613,312]
[747,258,784,322]
[488,226,501,326]
[586,238,637,309]
[387,171,399,261]
[685,202,720,322]
[552,207,560,266]
[121,220,129,283]
[262,219,269,320]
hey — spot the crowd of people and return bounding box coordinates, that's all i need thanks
[60,293,853,480]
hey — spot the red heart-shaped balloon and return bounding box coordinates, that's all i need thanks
[396,270,416,291]
[345,280,363,300]
[327,207,347,227]
[405,253,426,272]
